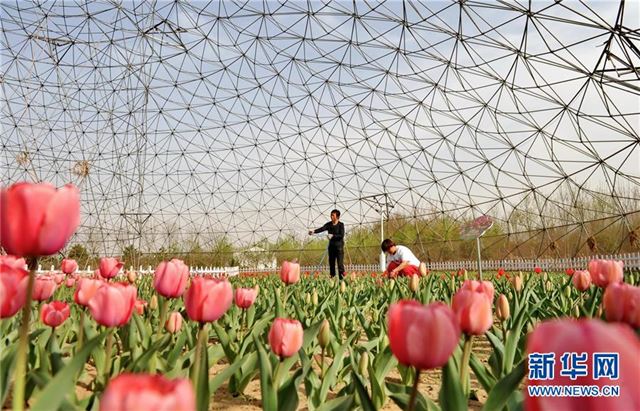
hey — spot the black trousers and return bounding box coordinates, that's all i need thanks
[328,246,345,280]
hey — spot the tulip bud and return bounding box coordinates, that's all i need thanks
[511,275,522,292]
[165,312,183,334]
[596,305,603,318]
[312,290,318,305]
[318,319,331,349]
[253,284,260,295]
[127,270,137,283]
[409,274,419,293]
[340,315,346,329]
[496,294,510,322]
[149,295,158,310]
[574,305,580,318]
[358,351,369,375]
[419,262,427,277]
[546,280,553,291]
[564,285,571,298]
[340,281,346,293]
[305,292,311,304]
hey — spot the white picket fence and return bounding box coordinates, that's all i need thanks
[241,252,640,274]
[33,252,640,276]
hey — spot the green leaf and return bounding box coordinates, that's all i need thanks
[469,354,496,392]
[127,334,171,372]
[277,367,304,411]
[353,374,376,411]
[195,328,210,411]
[0,344,17,406]
[387,381,440,411]
[315,395,355,411]
[253,334,277,410]
[167,332,187,367]
[482,360,526,411]
[319,345,346,401]
[209,355,246,393]
[439,359,466,411]
[31,332,106,411]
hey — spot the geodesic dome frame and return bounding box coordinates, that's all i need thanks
[2,0,639,263]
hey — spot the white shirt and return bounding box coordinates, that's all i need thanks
[386,245,420,267]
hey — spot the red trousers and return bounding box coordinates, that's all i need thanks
[386,261,420,277]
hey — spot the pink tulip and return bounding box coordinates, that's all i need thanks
[1,182,80,257]
[134,299,147,315]
[235,287,258,309]
[268,318,304,358]
[279,261,300,285]
[65,277,76,288]
[525,319,640,410]
[99,257,123,279]
[32,276,57,301]
[0,260,29,318]
[165,312,183,334]
[40,301,70,328]
[572,270,591,292]
[388,300,460,369]
[88,282,137,327]
[460,279,495,302]
[153,259,189,298]
[603,283,640,328]
[588,259,623,288]
[452,288,493,335]
[60,258,78,275]
[0,255,26,269]
[100,373,195,411]
[53,273,65,285]
[74,277,103,306]
[184,277,233,323]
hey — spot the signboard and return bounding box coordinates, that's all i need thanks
[460,215,493,240]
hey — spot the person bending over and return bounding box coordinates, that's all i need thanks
[309,209,345,280]
[381,238,426,277]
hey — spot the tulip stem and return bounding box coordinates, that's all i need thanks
[104,328,114,384]
[460,334,473,398]
[192,323,207,387]
[157,295,169,337]
[408,369,421,411]
[12,256,37,411]
[77,308,85,352]
[320,348,326,379]
[273,360,286,390]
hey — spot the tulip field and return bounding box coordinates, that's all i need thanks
[2,215,640,411]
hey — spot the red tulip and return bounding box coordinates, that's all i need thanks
[0,255,26,269]
[388,300,460,369]
[572,270,591,292]
[40,301,70,328]
[153,259,189,298]
[0,260,29,318]
[235,287,258,309]
[100,373,195,411]
[588,259,623,288]
[32,276,57,301]
[603,283,640,328]
[134,299,147,315]
[99,257,123,279]
[565,267,575,276]
[525,318,640,411]
[279,261,300,285]
[268,318,304,358]
[1,182,80,257]
[461,279,495,301]
[61,258,78,275]
[74,277,103,306]
[88,282,137,327]
[497,267,505,277]
[165,312,183,334]
[452,289,493,335]
[184,277,233,323]
[534,266,542,274]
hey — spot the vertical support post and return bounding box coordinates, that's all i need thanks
[476,236,483,281]
[379,208,385,272]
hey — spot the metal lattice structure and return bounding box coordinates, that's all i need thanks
[2,1,639,262]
